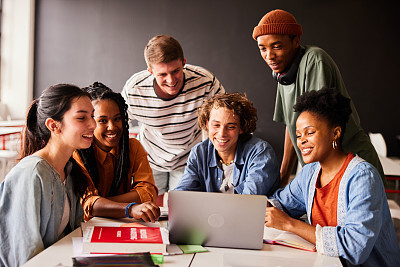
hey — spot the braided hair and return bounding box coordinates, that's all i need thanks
[78,82,131,197]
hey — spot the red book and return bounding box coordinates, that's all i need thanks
[83,226,166,254]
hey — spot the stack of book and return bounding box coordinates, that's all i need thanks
[82,225,167,255]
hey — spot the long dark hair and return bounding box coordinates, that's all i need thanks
[21,83,90,196]
[78,82,131,196]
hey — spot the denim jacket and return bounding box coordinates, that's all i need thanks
[0,156,84,267]
[271,155,400,266]
[175,135,280,196]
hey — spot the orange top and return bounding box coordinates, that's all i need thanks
[311,153,355,227]
[73,138,158,221]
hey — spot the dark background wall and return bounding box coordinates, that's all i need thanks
[34,0,400,162]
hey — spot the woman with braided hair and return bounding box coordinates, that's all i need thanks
[73,82,159,222]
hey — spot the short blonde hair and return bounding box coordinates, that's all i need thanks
[144,35,184,69]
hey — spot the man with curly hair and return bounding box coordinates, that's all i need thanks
[174,93,280,195]
[252,9,384,186]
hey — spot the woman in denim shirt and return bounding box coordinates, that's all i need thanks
[175,92,280,196]
[265,87,400,266]
[0,84,96,266]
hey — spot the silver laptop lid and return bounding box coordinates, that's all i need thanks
[168,191,267,250]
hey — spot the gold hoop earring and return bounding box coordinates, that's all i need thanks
[332,140,337,150]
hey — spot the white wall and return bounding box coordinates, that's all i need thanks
[0,0,35,119]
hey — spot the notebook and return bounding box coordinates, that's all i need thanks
[263,226,316,252]
[168,191,267,250]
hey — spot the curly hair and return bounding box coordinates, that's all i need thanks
[198,92,257,139]
[293,87,352,142]
[78,82,131,197]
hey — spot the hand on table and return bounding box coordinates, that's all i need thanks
[265,207,293,231]
[129,201,160,223]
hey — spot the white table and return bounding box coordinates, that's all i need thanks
[21,226,195,267]
[22,217,341,267]
[379,155,400,177]
[0,126,23,150]
[193,245,341,267]
[379,155,400,196]
[22,217,195,267]
[0,127,24,135]
[0,120,25,127]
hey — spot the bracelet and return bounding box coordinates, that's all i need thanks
[125,202,136,218]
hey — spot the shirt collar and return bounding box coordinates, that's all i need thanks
[93,141,119,164]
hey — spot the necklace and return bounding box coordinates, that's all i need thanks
[220,159,234,166]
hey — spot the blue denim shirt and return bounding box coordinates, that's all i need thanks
[175,135,280,196]
[271,156,400,266]
[0,156,84,267]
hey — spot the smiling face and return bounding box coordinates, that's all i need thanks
[59,96,96,151]
[92,99,123,152]
[148,58,186,99]
[207,107,243,163]
[257,34,299,74]
[296,111,340,164]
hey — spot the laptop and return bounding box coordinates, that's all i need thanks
[168,191,267,250]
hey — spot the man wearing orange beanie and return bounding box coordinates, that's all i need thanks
[253,9,384,186]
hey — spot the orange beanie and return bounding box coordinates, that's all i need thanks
[252,9,302,40]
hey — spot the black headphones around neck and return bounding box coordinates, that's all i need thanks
[272,46,305,85]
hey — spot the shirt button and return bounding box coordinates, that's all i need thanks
[218,178,221,180]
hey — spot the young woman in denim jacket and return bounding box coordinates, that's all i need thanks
[265,87,400,266]
[0,84,96,267]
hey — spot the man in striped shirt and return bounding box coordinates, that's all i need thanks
[121,35,225,195]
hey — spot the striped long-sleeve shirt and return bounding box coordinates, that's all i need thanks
[122,64,225,171]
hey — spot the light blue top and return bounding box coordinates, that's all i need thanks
[175,135,280,196]
[0,155,84,267]
[271,155,400,266]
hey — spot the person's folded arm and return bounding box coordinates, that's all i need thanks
[108,139,158,203]
[239,141,280,196]
[271,163,312,218]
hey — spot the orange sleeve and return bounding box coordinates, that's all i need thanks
[129,139,158,202]
[72,150,101,221]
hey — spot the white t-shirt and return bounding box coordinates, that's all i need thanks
[58,180,70,238]
[220,163,234,194]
